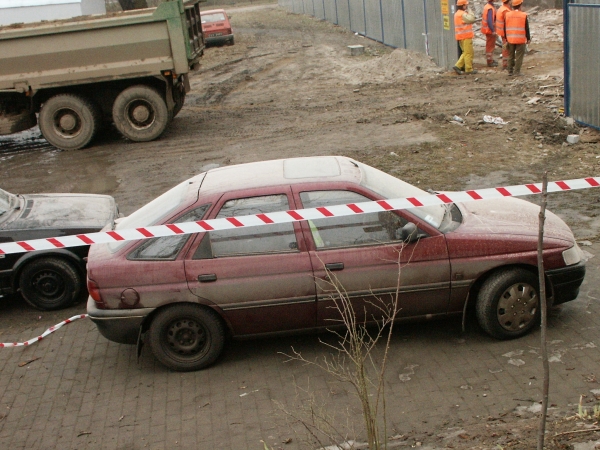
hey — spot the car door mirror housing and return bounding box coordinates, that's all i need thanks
[398,222,418,243]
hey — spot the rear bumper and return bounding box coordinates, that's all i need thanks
[547,262,586,306]
[205,34,234,45]
[87,297,154,345]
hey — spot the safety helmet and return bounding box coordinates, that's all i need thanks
[512,0,523,5]
[457,0,468,5]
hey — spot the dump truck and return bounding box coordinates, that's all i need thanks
[0,0,205,150]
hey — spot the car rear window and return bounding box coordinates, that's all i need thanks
[202,12,226,23]
[109,176,204,252]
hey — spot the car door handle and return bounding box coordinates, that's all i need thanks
[198,274,217,282]
[325,262,344,271]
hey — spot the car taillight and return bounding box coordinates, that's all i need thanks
[226,28,232,34]
[87,278,105,307]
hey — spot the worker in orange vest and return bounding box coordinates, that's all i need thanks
[481,0,498,67]
[495,0,512,70]
[504,0,530,77]
[452,0,477,75]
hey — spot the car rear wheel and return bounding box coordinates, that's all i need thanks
[112,85,169,142]
[148,304,225,371]
[476,268,540,339]
[19,257,81,310]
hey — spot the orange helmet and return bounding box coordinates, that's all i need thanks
[457,0,468,5]
[512,0,523,5]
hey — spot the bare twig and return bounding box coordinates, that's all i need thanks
[537,172,549,450]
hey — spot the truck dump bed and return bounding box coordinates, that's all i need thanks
[0,1,204,92]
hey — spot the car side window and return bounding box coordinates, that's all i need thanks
[300,190,412,249]
[128,205,210,261]
[206,195,298,258]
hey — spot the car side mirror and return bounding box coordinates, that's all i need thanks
[397,222,418,243]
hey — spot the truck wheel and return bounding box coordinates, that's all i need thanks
[112,85,169,142]
[148,304,225,371]
[38,94,101,150]
[19,257,81,310]
[476,268,540,340]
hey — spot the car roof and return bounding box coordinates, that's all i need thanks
[199,156,362,195]
[201,9,227,15]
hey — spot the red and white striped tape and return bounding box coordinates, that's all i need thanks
[1,176,599,256]
[0,314,88,348]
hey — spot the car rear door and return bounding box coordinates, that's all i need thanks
[184,187,317,336]
[293,186,452,327]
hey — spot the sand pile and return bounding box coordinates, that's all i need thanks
[339,48,441,84]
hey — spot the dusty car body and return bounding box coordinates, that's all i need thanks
[86,156,585,371]
[0,188,118,310]
[201,9,234,46]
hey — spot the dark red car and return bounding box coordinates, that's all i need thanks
[87,157,585,371]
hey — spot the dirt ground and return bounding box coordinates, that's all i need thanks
[1,2,600,448]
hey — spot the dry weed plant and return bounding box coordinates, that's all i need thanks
[279,242,417,450]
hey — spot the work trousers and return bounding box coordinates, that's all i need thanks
[507,42,526,74]
[501,36,509,68]
[455,38,474,73]
[485,34,496,63]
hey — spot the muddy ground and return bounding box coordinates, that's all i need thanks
[1,2,600,448]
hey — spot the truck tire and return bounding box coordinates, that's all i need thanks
[112,85,169,142]
[38,94,101,150]
[0,110,37,135]
[19,257,81,310]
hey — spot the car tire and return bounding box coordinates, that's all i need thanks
[228,36,235,46]
[112,85,169,142]
[38,94,102,150]
[476,268,540,339]
[19,257,82,310]
[148,304,225,371]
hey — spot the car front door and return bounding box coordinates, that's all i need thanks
[294,188,451,327]
[184,188,317,336]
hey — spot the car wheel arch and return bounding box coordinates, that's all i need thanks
[12,250,86,290]
[141,301,232,338]
[462,264,553,318]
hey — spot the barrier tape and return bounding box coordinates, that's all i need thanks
[1,176,599,256]
[0,314,88,348]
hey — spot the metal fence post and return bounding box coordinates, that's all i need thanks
[363,0,367,36]
[379,0,384,44]
[563,0,570,116]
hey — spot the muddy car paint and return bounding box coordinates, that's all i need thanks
[86,156,586,371]
[0,189,118,310]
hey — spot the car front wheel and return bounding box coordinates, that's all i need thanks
[476,268,540,339]
[19,257,81,310]
[148,304,225,371]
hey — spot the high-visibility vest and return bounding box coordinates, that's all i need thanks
[496,4,511,38]
[481,3,496,35]
[454,10,474,41]
[505,10,527,44]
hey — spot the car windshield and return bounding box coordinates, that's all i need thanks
[0,188,16,219]
[109,179,197,252]
[357,162,447,229]
[202,12,226,23]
